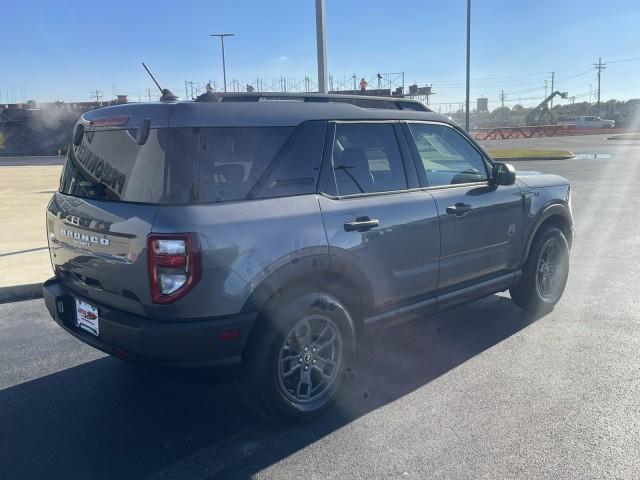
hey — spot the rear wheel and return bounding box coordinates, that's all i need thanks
[510,226,570,312]
[240,291,356,423]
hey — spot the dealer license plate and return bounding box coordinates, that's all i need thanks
[75,299,99,337]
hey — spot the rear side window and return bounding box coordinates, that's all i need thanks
[327,123,407,196]
[197,121,326,202]
[59,122,326,204]
[197,127,294,202]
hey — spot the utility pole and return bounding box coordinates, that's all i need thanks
[147,88,152,102]
[210,33,235,92]
[544,80,548,99]
[90,90,103,106]
[425,85,434,106]
[594,57,606,116]
[549,72,555,107]
[499,90,507,122]
[186,81,196,99]
[315,0,328,93]
[465,0,471,131]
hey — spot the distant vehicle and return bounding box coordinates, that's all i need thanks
[557,115,615,129]
[43,92,573,423]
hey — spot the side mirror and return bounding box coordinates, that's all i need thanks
[492,162,516,186]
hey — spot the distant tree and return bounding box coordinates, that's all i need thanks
[490,106,511,119]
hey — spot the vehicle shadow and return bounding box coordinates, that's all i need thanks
[0,294,543,480]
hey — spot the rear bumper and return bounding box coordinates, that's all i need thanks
[43,277,256,376]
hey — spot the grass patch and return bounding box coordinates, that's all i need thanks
[608,133,640,140]
[486,149,574,159]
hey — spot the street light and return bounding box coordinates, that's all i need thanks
[465,0,471,132]
[210,33,235,92]
[315,0,328,94]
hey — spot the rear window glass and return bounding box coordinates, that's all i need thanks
[59,122,326,204]
[60,128,176,204]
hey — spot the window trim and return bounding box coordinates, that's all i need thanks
[317,120,418,199]
[402,120,495,191]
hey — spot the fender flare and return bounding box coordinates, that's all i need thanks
[520,203,573,268]
[240,253,374,319]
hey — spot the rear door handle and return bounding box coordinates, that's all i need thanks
[446,203,471,216]
[344,216,380,232]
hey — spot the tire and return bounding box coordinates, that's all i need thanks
[240,291,357,423]
[510,226,570,312]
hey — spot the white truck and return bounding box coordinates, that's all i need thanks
[558,115,615,129]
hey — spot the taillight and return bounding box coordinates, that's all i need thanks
[147,233,202,304]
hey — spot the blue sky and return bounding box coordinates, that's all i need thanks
[2,0,639,110]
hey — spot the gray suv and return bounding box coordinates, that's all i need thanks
[43,93,572,422]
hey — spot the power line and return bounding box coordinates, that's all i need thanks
[606,56,640,64]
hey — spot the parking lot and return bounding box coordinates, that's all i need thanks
[1,134,639,479]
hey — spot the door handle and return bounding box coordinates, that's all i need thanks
[446,203,472,217]
[344,216,380,232]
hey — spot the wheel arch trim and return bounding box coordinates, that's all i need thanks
[520,203,573,268]
[240,253,374,321]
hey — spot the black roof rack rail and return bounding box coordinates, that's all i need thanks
[194,91,430,112]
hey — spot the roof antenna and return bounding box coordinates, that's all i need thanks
[142,62,178,102]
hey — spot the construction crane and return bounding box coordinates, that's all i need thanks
[525,91,568,125]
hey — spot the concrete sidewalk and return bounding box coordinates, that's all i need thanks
[0,164,62,302]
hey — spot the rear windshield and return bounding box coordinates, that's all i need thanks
[59,121,326,204]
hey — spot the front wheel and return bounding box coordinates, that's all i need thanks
[240,291,356,423]
[510,226,570,312]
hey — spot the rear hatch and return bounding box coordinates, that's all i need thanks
[47,103,190,316]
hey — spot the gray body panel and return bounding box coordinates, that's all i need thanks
[149,194,328,318]
[318,191,440,313]
[46,192,157,316]
[429,183,524,289]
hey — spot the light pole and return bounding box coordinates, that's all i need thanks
[465,0,471,131]
[315,0,328,93]
[210,33,234,92]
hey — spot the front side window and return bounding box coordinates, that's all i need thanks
[408,123,489,187]
[328,123,407,196]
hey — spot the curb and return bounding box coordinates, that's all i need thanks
[0,283,43,304]
[493,155,575,162]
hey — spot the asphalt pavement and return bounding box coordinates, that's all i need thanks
[1,136,639,479]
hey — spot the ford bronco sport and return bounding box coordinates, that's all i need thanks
[43,92,572,422]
